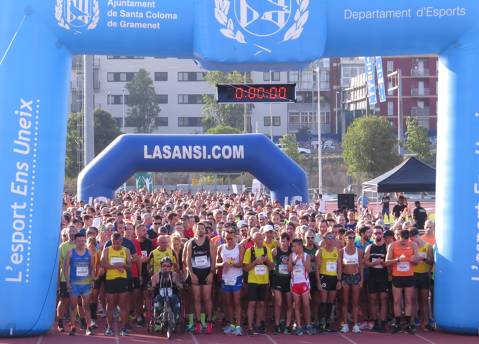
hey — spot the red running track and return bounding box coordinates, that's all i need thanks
[1,323,476,344]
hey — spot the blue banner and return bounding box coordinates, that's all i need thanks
[375,56,387,103]
[365,56,377,106]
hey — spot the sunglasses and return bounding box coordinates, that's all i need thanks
[326,236,335,240]
[307,236,314,239]
[154,223,161,225]
[347,236,355,240]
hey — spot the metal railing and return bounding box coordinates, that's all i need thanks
[411,88,431,96]
[410,68,431,77]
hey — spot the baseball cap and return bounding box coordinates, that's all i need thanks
[261,224,274,233]
[237,220,248,228]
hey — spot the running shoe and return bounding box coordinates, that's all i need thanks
[194,322,202,335]
[340,323,349,333]
[186,323,195,332]
[247,328,254,336]
[283,326,292,335]
[234,326,242,336]
[305,324,314,335]
[68,327,76,336]
[86,327,94,336]
[136,317,145,327]
[120,327,129,336]
[206,322,213,334]
[273,325,281,334]
[352,323,361,333]
[104,327,114,336]
[90,320,98,329]
[295,327,304,336]
[57,320,65,333]
[391,323,401,334]
[257,323,266,334]
[405,324,416,335]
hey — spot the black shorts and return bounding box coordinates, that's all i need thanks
[368,274,389,294]
[141,272,149,291]
[271,275,290,292]
[130,277,141,290]
[309,273,318,291]
[320,275,338,291]
[192,268,211,286]
[59,281,69,298]
[342,273,361,286]
[392,276,415,289]
[414,272,431,290]
[247,283,268,301]
[94,275,105,290]
[105,278,129,294]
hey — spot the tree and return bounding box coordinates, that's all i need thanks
[342,115,401,180]
[279,134,302,164]
[206,124,242,134]
[94,109,122,155]
[405,117,435,165]
[126,69,160,133]
[202,71,253,131]
[65,109,122,178]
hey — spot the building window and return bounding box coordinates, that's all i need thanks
[107,56,144,59]
[288,71,299,83]
[107,94,128,105]
[263,72,281,81]
[178,94,211,104]
[178,117,202,127]
[178,72,207,81]
[155,117,168,127]
[387,101,394,116]
[154,72,168,81]
[107,72,136,82]
[156,94,168,104]
[387,61,394,73]
[264,116,281,127]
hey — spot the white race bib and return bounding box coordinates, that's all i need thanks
[159,288,173,297]
[254,264,267,275]
[397,262,410,272]
[141,250,148,258]
[278,264,289,275]
[76,266,89,277]
[345,258,358,265]
[326,262,337,273]
[225,278,237,286]
[194,255,209,268]
[111,256,125,265]
[293,266,304,277]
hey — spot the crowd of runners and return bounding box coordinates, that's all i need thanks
[57,190,436,337]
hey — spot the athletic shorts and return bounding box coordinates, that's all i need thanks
[342,273,361,286]
[59,281,69,298]
[392,276,415,289]
[130,277,141,291]
[105,278,129,294]
[291,282,310,296]
[71,284,92,297]
[414,272,431,290]
[320,275,338,291]
[192,268,211,286]
[141,272,149,291]
[221,275,243,292]
[271,275,291,292]
[368,275,389,294]
[247,283,268,302]
[309,273,318,291]
[94,275,105,290]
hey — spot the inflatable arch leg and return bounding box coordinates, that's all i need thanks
[435,35,479,334]
[0,6,71,336]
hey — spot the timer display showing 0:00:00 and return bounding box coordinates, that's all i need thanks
[234,86,290,101]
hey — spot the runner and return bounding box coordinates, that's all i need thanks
[316,231,342,332]
[386,229,419,334]
[271,232,292,334]
[64,232,95,336]
[185,222,216,334]
[243,232,274,336]
[302,229,319,328]
[101,232,133,336]
[289,238,313,335]
[364,225,389,332]
[339,230,364,334]
[216,227,244,336]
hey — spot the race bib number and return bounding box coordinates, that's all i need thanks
[194,255,209,268]
[326,262,337,273]
[141,250,148,258]
[225,278,237,286]
[254,265,267,275]
[372,258,382,268]
[278,264,289,275]
[111,257,125,265]
[293,266,304,277]
[76,266,89,277]
[159,288,173,297]
[397,262,410,272]
[345,258,358,265]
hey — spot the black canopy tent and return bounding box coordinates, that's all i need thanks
[362,157,436,193]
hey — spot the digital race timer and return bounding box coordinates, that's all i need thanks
[217,84,296,103]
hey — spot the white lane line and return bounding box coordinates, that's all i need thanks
[415,334,438,344]
[190,332,200,344]
[114,322,120,344]
[35,336,44,344]
[264,334,280,344]
[339,333,360,344]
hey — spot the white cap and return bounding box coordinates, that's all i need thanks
[237,220,248,228]
[261,224,274,233]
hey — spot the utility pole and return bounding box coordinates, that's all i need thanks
[315,65,323,194]
[243,72,247,132]
[83,55,95,166]
[387,69,403,155]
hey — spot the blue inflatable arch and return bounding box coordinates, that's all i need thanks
[1,0,479,336]
[78,134,308,203]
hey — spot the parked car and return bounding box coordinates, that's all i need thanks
[276,144,312,155]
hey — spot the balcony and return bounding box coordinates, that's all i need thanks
[411,88,431,96]
[410,107,430,116]
[410,68,431,77]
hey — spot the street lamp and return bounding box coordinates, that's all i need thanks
[122,88,126,132]
[315,65,323,194]
[335,91,340,135]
